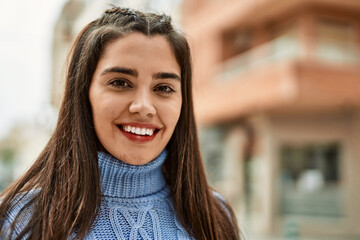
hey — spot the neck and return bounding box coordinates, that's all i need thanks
[97,150,167,198]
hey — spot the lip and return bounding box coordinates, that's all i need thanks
[119,122,161,129]
[117,122,161,143]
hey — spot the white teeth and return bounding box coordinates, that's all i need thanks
[122,125,155,136]
[135,128,141,135]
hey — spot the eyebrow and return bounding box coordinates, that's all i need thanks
[100,66,181,81]
[101,67,138,77]
[153,72,181,81]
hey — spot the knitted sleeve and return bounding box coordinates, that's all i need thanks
[0,190,38,239]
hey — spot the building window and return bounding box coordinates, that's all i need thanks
[222,29,253,61]
[269,21,300,61]
[219,22,301,79]
[315,19,357,64]
[198,127,225,183]
[279,142,344,218]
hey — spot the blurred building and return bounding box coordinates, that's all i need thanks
[0,124,51,192]
[181,0,360,239]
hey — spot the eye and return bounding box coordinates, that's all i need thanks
[154,85,175,95]
[108,79,131,89]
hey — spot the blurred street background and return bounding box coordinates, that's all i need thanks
[0,0,359,239]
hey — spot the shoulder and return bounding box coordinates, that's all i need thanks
[212,191,243,239]
[212,191,226,204]
[212,190,236,222]
[1,189,39,238]
[212,191,229,212]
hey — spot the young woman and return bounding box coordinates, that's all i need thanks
[0,7,240,240]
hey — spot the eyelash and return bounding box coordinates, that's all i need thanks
[108,79,176,95]
[108,79,131,89]
[154,85,176,95]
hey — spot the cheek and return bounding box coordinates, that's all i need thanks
[161,98,182,130]
[91,95,123,125]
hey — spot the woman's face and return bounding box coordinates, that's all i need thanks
[89,33,182,165]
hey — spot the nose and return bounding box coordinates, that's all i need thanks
[129,89,156,117]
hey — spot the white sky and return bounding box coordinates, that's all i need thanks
[0,0,67,139]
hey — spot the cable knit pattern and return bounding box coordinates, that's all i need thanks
[85,149,193,239]
[1,150,193,239]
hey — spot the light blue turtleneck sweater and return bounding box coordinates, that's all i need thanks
[86,150,193,239]
[2,150,193,239]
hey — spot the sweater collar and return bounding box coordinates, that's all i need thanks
[97,150,167,198]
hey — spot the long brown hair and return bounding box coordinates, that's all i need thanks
[0,7,240,239]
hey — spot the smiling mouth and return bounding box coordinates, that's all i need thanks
[118,125,160,136]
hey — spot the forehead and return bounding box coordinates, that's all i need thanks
[98,33,180,72]
[104,33,173,52]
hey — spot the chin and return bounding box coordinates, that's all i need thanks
[114,152,156,166]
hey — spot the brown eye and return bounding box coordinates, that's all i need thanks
[154,85,175,95]
[109,79,131,89]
